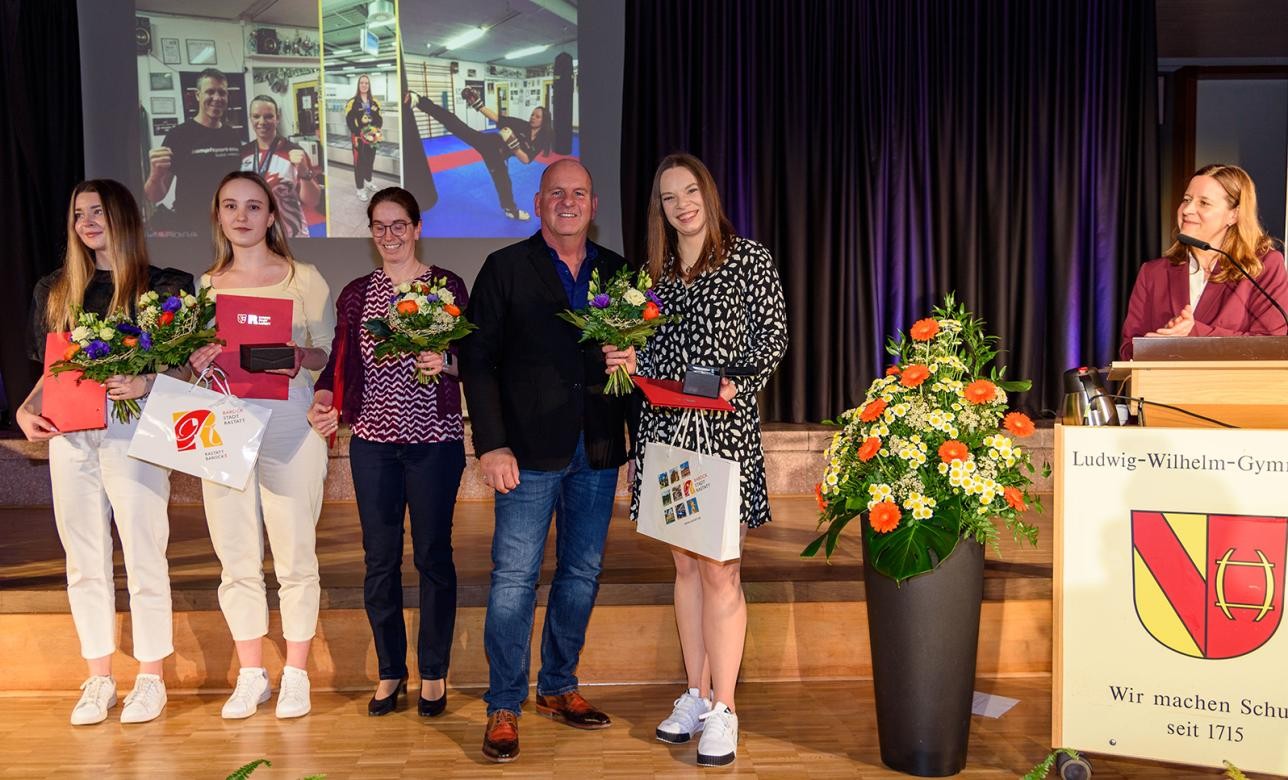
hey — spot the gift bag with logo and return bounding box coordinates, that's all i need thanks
[637,409,742,561]
[127,370,272,490]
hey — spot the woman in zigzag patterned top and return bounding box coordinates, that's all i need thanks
[630,153,788,768]
[310,187,468,718]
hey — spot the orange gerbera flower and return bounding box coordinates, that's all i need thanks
[814,482,827,511]
[869,501,902,533]
[1003,411,1036,437]
[859,398,888,422]
[900,364,930,388]
[910,318,940,341]
[1004,486,1028,511]
[858,436,882,462]
[444,303,461,317]
[62,344,81,361]
[885,365,901,376]
[963,379,996,404]
[937,439,968,463]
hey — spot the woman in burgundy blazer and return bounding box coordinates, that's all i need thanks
[1120,164,1288,360]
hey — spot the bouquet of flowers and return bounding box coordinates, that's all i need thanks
[804,294,1047,583]
[135,287,219,372]
[50,312,153,423]
[556,266,680,396]
[363,277,476,384]
[360,126,383,146]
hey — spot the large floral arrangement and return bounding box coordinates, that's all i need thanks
[51,312,152,423]
[804,294,1047,583]
[363,277,476,384]
[135,287,219,372]
[556,265,680,396]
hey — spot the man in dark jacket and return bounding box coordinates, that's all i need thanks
[460,159,635,763]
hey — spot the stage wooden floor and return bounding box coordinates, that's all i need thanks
[0,677,1233,779]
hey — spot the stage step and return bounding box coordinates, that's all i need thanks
[0,496,1053,693]
[0,423,1055,507]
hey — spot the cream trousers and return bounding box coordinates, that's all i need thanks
[201,388,327,642]
[48,412,173,662]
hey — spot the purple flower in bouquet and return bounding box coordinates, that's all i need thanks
[426,294,439,303]
[590,293,612,309]
[140,332,153,351]
[389,294,400,304]
[85,339,111,359]
[161,296,183,313]
[116,322,143,336]
[645,289,663,307]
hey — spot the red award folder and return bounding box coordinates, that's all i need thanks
[42,332,107,432]
[214,294,293,400]
[633,376,734,412]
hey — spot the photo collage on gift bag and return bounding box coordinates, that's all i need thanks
[660,460,698,525]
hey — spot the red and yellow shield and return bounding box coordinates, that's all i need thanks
[1132,510,1286,659]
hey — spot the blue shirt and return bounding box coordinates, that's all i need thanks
[543,235,599,309]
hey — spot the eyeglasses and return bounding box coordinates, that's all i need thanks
[371,220,412,237]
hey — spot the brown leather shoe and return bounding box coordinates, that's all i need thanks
[535,690,612,730]
[482,710,520,763]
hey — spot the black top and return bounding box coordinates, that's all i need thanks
[28,266,196,362]
[459,232,632,471]
[159,121,244,236]
[496,115,549,159]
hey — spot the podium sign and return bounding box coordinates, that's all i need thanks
[1055,425,1288,774]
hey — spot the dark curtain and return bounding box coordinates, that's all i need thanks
[0,0,84,423]
[623,0,1159,422]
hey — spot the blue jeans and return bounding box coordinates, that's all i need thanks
[483,436,618,715]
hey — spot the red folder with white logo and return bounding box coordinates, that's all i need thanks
[633,376,734,412]
[214,294,293,400]
[42,332,107,432]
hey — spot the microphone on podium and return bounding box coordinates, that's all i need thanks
[1177,233,1288,331]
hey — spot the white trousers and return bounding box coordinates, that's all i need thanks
[48,412,174,662]
[202,388,327,642]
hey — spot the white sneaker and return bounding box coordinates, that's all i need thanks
[356,187,370,202]
[70,675,117,725]
[221,667,271,720]
[656,688,712,743]
[365,181,379,194]
[276,666,311,719]
[120,673,167,723]
[696,702,738,767]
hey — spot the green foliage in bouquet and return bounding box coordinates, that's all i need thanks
[363,277,476,384]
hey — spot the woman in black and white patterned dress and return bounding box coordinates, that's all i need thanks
[630,153,787,767]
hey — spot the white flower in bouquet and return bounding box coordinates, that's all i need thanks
[71,326,90,342]
[623,288,646,306]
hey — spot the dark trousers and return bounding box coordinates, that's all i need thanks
[414,96,518,211]
[352,139,376,188]
[349,435,465,680]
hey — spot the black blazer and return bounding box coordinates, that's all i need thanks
[460,232,631,471]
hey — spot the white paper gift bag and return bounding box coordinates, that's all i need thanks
[127,371,272,490]
[637,410,742,561]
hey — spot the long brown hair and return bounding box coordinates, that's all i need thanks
[1165,163,1276,283]
[46,179,150,331]
[207,171,296,277]
[645,153,736,283]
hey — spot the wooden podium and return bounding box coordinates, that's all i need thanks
[1108,335,1288,429]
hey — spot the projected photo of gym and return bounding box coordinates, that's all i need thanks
[400,1,579,238]
[321,0,401,237]
[135,2,325,238]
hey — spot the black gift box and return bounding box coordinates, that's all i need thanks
[240,343,295,372]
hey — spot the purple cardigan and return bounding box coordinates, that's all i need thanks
[1119,250,1288,360]
[315,267,469,425]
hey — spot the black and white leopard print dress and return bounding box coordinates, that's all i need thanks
[630,236,789,528]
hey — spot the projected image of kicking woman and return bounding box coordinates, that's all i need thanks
[405,88,551,222]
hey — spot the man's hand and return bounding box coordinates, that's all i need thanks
[479,447,521,494]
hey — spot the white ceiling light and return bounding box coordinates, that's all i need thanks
[505,44,550,60]
[444,27,486,50]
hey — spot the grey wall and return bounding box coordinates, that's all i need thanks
[76,0,625,295]
[1195,79,1288,243]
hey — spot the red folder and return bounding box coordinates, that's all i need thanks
[633,376,734,412]
[214,294,292,400]
[42,332,107,432]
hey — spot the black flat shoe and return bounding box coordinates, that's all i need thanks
[368,679,406,716]
[418,690,447,718]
